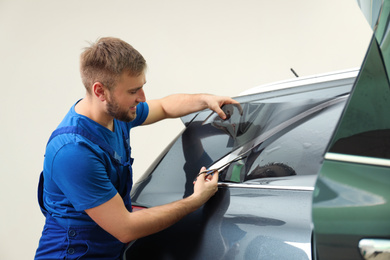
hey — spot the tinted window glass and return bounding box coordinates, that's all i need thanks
[216,98,346,182]
[134,85,349,196]
[329,38,390,160]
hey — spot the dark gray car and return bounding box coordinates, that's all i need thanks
[124,68,358,259]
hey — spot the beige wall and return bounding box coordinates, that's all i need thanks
[0,0,371,259]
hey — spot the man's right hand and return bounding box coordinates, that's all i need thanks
[192,167,219,205]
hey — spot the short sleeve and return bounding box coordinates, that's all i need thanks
[129,102,149,128]
[51,142,118,211]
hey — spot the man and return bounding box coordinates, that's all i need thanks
[35,37,240,259]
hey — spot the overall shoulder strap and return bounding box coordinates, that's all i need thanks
[38,125,126,216]
[48,126,117,161]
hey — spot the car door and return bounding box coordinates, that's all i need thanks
[312,1,390,259]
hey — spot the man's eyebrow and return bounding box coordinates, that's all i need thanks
[130,86,144,91]
[129,81,146,91]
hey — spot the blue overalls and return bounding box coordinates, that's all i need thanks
[35,123,133,259]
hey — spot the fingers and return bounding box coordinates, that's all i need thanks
[205,171,215,182]
[193,167,206,184]
[193,167,219,200]
[214,107,227,120]
[193,168,218,184]
[207,96,242,119]
[203,170,219,185]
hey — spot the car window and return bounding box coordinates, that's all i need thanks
[203,97,347,183]
[328,36,390,160]
[131,81,352,201]
[148,86,349,187]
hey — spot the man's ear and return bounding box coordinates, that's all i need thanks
[92,82,107,102]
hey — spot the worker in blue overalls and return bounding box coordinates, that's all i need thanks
[35,37,240,259]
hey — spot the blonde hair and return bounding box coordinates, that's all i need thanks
[80,37,146,93]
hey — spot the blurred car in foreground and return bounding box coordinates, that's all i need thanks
[312,0,390,259]
[125,0,390,259]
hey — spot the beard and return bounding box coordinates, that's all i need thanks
[106,95,137,123]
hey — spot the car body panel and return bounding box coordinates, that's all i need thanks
[313,159,390,259]
[127,187,312,259]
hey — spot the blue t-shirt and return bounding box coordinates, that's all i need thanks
[42,100,149,226]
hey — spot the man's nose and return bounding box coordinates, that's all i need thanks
[136,88,146,103]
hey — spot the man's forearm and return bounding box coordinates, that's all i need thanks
[159,93,210,118]
[86,170,218,244]
[124,193,204,242]
[144,93,239,125]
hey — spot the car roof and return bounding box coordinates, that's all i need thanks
[239,68,359,96]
